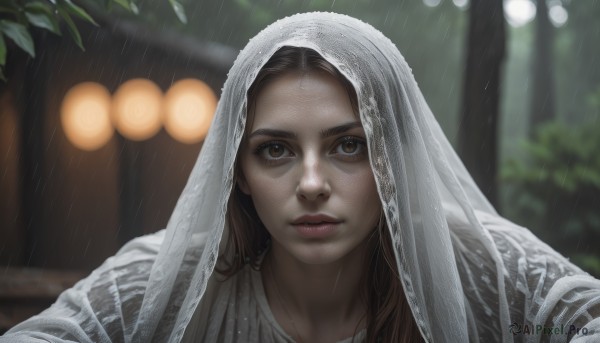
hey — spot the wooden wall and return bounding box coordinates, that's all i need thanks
[0,24,232,271]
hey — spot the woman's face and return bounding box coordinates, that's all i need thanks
[239,70,381,265]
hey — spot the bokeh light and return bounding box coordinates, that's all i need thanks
[61,82,113,151]
[505,0,536,27]
[452,0,469,9]
[112,79,163,141]
[163,79,217,144]
[549,4,568,27]
[423,0,442,7]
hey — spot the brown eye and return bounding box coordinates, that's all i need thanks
[253,141,293,165]
[268,144,285,158]
[341,140,358,154]
[334,137,365,156]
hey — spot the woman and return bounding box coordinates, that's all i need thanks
[200,45,417,342]
[2,12,600,343]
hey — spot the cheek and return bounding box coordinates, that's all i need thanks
[240,161,290,218]
[249,178,286,206]
[342,167,377,196]
[339,168,381,218]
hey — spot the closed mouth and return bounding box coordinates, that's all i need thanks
[291,214,341,226]
[295,221,334,225]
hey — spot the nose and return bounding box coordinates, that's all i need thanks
[296,154,331,201]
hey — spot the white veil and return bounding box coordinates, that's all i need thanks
[136,11,506,342]
[4,11,600,343]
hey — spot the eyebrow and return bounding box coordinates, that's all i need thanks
[248,121,363,140]
[320,122,363,138]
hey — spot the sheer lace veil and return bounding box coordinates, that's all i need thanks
[133,12,512,343]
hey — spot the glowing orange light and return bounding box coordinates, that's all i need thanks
[163,79,217,144]
[112,79,163,141]
[60,82,113,151]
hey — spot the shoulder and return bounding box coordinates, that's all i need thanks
[447,207,600,341]
[1,229,210,342]
[1,231,166,342]
[446,206,586,279]
[472,210,585,279]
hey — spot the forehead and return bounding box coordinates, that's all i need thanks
[249,70,357,130]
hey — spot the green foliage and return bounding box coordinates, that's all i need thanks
[111,0,139,14]
[0,34,6,65]
[24,2,61,34]
[586,85,600,115]
[0,0,186,81]
[502,119,600,277]
[168,0,186,24]
[0,20,34,58]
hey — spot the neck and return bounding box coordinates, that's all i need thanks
[261,240,369,339]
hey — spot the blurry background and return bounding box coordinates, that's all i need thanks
[1,0,599,332]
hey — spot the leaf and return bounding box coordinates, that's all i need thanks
[0,34,5,65]
[57,9,84,51]
[25,2,61,34]
[24,2,54,13]
[0,6,19,15]
[0,20,35,57]
[109,0,138,14]
[59,0,98,26]
[25,12,60,34]
[129,1,139,15]
[112,0,131,11]
[168,0,187,24]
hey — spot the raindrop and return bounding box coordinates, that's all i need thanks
[83,239,91,257]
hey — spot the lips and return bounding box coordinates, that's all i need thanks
[291,214,341,225]
[291,214,342,238]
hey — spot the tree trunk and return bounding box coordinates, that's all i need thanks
[458,0,506,207]
[529,0,556,136]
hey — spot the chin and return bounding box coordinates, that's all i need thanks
[289,243,362,266]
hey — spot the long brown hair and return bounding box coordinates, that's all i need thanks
[217,46,423,343]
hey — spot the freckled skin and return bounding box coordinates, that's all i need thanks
[239,70,381,266]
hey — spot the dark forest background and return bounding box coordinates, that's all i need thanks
[1,0,599,284]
